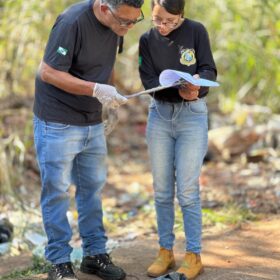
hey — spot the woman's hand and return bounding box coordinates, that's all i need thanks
[178,74,200,101]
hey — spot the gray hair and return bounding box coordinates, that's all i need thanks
[101,0,144,9]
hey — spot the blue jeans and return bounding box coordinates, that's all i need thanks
[33,116,108,264]
[146,99,208,254]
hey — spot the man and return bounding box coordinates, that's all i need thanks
[33,1,144,280]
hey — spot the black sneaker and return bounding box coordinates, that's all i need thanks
[80,254,126,280]
[48,262,78,280]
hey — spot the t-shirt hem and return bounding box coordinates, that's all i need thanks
[33,112,103,126]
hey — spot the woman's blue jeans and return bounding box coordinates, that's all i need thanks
[33,116,108,264]
[146,99,208,253]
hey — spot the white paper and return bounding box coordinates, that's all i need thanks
[159,69,220,87]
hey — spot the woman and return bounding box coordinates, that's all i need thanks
[139,0,217,279]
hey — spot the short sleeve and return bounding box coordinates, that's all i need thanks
[43,18,79,72]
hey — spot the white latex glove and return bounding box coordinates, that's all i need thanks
[93,83,127,109]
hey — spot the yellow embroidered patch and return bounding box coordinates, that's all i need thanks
[180,49,196,66]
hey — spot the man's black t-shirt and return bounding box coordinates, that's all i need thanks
[139,19,217,103]
[33,0,120,125]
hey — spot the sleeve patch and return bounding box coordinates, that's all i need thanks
[57,46,68,56]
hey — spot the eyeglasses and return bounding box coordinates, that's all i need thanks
[108,6,144,27]
[152,17,181,29]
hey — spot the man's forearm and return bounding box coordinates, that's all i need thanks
[39,61,94,96]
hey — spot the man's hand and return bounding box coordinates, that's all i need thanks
[93,83,127,109]
[178,74,200,101]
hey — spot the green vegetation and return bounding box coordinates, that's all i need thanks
[174,203,258,231]
[105,200,259,235]
[202,205,258,227]
[0,0,279,110]
[0,256,51,280]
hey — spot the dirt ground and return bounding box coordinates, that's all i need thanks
[1,216,279,280]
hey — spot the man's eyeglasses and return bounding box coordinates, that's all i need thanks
[108,6,144,27]
[152,17,181,29]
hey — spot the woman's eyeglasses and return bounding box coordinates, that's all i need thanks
[152,17,181,29]
[108,6,144,27]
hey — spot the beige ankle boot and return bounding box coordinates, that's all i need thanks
[147,247,176,277]
[177,251,204,279]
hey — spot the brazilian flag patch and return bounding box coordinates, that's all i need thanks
[57,46,68,56]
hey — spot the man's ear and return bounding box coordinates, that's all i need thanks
[100,4,109,14]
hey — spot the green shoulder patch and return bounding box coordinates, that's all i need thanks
[57,46,68,56]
